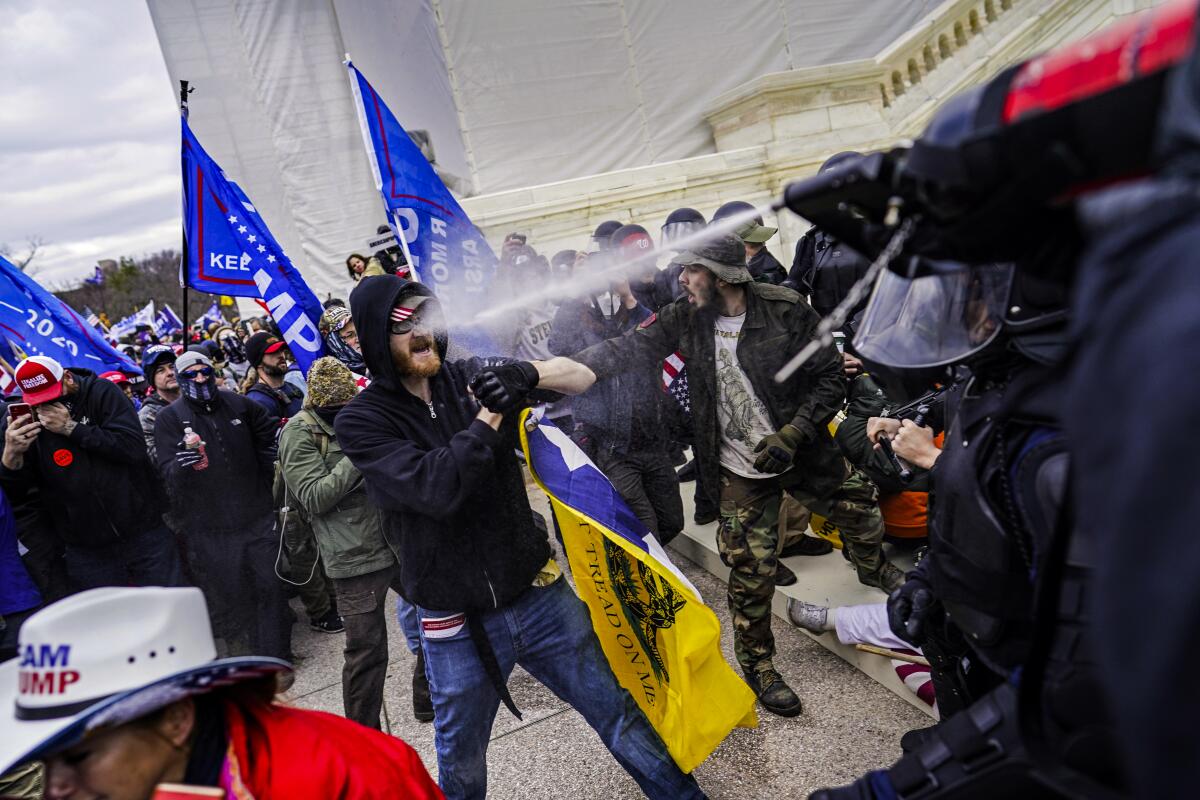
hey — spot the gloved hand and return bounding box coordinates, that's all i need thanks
[752,421,814,474]
[175,449,203,468]
[887,573,937,646]
[469,361,539,414]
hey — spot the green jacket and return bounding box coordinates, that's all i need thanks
[277,409,394,579]
[835,374,932,496]
[574,282,847,504]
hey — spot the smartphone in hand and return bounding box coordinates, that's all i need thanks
[8,403,32,425]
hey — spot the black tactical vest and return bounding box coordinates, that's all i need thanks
[926,368,1065,676]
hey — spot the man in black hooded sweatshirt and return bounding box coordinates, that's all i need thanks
[335,275,704,800]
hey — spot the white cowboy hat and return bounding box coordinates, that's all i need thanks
[0,586,289,773]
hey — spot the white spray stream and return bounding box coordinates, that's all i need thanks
[460,203,779,328]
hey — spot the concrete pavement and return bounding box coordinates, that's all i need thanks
[281,542,928,798]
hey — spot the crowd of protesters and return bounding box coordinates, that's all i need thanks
[0,196,933,800]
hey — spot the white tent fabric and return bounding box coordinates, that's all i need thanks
[147,0,940,297]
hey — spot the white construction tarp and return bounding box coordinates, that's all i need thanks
[147,0,940,297]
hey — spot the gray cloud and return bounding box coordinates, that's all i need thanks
[0,0,180,287]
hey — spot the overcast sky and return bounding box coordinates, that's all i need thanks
[0,0,179,289]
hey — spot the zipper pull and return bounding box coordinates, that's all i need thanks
[426,400,437,419]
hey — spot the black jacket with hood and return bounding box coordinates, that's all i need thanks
[0,369,165,547]
[335,276,552,613]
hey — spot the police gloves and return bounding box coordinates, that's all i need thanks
[752,421,814,474]
[469,361,540,414]
[887,573,936,646]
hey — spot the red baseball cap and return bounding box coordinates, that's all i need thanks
[99,370,130,386]
[14,356,66,405]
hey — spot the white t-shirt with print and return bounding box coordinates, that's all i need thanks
[714,312,779,478]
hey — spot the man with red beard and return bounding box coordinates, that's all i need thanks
[334,275,705,800]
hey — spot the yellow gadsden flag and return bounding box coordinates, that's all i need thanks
[518,409,756,773]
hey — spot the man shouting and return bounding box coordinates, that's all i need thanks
[471,233,902,718]
[335,275,704,800]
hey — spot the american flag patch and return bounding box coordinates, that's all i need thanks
[390,306,415,323]
[661,351,690,415]
[661,351,685,390]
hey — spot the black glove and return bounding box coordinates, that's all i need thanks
[469,361,539,414]
[752,420,815,474]
[887,573,936,646]
[175,449,203,468]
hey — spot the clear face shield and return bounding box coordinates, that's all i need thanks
[660,220,703,251]
[852,263,1013,369]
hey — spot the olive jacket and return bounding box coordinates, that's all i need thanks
[277,409,394,580]
[573,282,847,504]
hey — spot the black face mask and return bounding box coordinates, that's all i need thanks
[313,405,343,426]
[179,374,218,405]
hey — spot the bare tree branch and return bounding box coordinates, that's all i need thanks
[0,236,46,271]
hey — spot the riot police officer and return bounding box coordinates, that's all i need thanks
[787,153,872,334]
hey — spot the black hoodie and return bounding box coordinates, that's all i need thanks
[335,276,551,612]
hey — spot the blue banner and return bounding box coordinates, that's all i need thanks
[156,304,184,334]
[191,301,222,330]
[181,116,324,374]
[347,61,498,330]
[0,255,140,375]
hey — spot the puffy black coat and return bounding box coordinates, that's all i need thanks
[0,370,165,547]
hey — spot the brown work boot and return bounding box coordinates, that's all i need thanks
[744,667,802,717]
[860,562,905,593]
[774,562,798,586]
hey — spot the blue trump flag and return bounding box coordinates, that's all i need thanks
[157,304,184,334]
[347,61,497,335]
[191,301,223,330]
[181,116,324,373]
[0,255,140,375]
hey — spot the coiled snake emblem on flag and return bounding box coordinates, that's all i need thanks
[605,539,687,683]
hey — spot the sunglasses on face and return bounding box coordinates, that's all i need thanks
[182,366,215,379]
[388,306,442,335]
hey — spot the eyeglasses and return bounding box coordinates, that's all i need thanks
[182,366,214,379]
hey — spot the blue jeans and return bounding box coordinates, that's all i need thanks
[417,577,705,800]
[397,595,421,654]
[64,523,185,591]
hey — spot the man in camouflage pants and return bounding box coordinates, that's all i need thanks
[470,233,903,718]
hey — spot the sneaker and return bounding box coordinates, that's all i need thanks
[860,562,906,594]
[412,650,434,723]
[310,610,345,634]
[786,599,829,634]
[779,536,833,558]
[744,668,802,717]
[774,562,798,587]
[677,459,698,482]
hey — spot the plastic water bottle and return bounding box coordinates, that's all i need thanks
[182,426,209,471]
